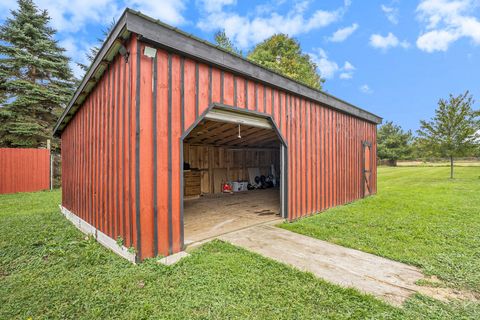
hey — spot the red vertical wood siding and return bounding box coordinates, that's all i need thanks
[61,36,139,253]
[61,35,378,260]
[0,148,50,194]
[153,50,167,255]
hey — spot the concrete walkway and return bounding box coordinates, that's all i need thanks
[218,223,424,306]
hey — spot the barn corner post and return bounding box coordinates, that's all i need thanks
[47,139,53,191]
[135,38,155,261]
[179,132,185,251]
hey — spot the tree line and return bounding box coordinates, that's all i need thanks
[378,91,480,178]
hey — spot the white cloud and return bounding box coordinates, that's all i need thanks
[360,84,373,94]
[59,37,95,79]
[328,23,359,42]
[198,0,237,13]
[381,4,399,24]
[293,0,311,14]
[309,49,339,79]
[339,61,355,79]
[369,32,410,50]
[129,0,187,25]
[416,0,480,52]
[1,0,188,32]
[197,1,347,49]
[416,29,459,51]
[38,0,122,33]
[339,72,353,79]
[0,0,124,32]
[309,50,355,80]
[343,61,355,71]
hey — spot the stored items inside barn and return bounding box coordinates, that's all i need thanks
[54,9,382,261]
[182,109,285,245]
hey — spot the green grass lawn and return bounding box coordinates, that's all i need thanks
[282,167,480,295]
[1,168,479,319]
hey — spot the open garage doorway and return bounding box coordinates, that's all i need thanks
[181,106,287,246]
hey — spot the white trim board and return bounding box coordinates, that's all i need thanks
[59,205,136,263]
[204,108,272,129]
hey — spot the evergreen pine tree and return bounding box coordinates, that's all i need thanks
[0,0,74,148]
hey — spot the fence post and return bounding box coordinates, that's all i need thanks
[47,139,53,191]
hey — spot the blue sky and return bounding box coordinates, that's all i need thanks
[1,0,479,132]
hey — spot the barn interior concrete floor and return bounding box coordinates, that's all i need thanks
[184,189,282,245]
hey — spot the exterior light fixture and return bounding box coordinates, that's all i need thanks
[144,46,157,58]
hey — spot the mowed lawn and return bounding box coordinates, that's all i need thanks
[282,167,480,294]
[0,168,478,319]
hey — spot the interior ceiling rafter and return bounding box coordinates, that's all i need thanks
[184,119,280,149]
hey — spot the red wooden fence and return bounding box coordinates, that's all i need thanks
[0,148,50,194]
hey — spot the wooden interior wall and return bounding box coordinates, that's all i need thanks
[61,34,377,260]
[183,144,280,194]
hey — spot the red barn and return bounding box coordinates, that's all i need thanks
[54,9,381,262]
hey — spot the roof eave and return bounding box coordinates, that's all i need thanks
[53,11,130,136]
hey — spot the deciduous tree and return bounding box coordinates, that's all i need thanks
[248,34,323,90]
[212,31,323,90]
[417,91,480,178]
